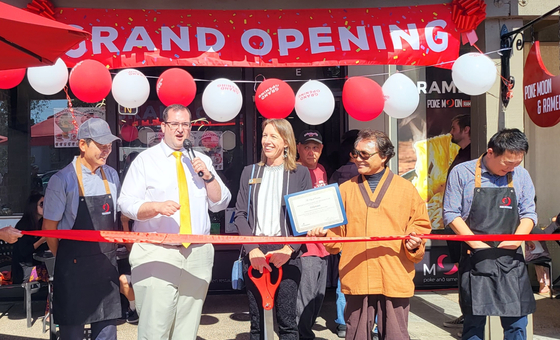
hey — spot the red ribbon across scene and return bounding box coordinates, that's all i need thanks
[21,230,560,244]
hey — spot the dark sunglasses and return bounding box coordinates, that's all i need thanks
[351,149,379,160]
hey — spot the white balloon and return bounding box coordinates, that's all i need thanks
[27,58,68,95]
[294,80,335,125]
[202,78,243,122]
[382,73,420,119]
[452,53,497,96]
[111,69,150,108]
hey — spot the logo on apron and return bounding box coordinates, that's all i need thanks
[499,197,513,209]
[101,202,112,215]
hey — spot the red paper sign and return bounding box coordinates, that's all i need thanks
[524,42,560,127]
[55,5,462,69]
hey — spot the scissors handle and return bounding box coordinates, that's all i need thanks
[248,253,283,310]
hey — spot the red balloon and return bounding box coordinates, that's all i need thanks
[255,78,295,119]
[120,125,138,142]
[69,60,112,103]
[0,68,26,89]
[342,77,384,121]
[157,68,196,106]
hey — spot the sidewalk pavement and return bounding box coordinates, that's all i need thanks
[0,289,559,339]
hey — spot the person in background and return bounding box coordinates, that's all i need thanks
[296,130,330,340]
[234,119,312,340]
[443,114,472,330]
[118,104,231,340]
[328,129,359,338]
[309,129,431,340]
[0,226,22,244]
[43,118,122,340]
[443,128,536,340]
[11,193,48,284]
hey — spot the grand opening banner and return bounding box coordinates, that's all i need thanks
[55,4,463,69]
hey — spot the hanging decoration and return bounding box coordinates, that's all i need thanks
[382,73,420,119]
[294,80,335,125]
[27,58,68,95]
[202,78,243,122]
[54,4,468,69]
[342,77,384,122]
[255,78,295,119]
[0,68,26,89]
[156,68,196,107]
[451,0,486,45]
[111,68,150,108]
[451,52,496,96]
[69,59,112,103]
[24,0,56,20]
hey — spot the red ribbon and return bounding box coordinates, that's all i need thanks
[24,0,56,21]
[21,230,560,244]
[451,0,486,32]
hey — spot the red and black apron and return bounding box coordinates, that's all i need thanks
[53,158,121,325]
[458,156,535,317]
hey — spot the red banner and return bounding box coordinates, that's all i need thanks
[55,4,462,69]
[22,230,560,245]
[523,42,560,127]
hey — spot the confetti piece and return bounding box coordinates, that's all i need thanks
[154,18,156,22]
[411,61,416,65]
[393,56,398,59]
[345,21,348,25]
[356,48,361,52]
[244,19,247,24]
[421,19,424,22]
[229,20,234,24]
[356,61,360,64]
[174,54,179,58]
[310,16,313,19]
[433,12,437,16]
[129,17,133,21]
[347,26,351,30]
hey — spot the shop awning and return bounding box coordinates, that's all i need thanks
[0,2,90,70]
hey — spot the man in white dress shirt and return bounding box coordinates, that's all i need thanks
[118,104,231,340]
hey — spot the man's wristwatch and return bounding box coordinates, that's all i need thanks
[203,173,215,183]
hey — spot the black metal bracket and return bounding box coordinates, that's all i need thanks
[499,5,560,107]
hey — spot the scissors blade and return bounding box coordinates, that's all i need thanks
[263,309,274,340]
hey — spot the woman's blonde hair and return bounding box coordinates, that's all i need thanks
[259,119,297,171]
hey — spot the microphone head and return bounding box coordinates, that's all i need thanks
[183,139,193,150]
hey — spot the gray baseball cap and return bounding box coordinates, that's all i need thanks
[77,118,121,145]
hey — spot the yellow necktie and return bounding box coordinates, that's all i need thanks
[173,151,192,248]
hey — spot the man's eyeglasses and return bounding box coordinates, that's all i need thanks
[164,121,192,129]
[351,149,379,160]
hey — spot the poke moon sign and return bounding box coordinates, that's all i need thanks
[523,41,560,127]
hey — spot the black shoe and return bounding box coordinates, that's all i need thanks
[337,324,346,338]
[126,310,139,324]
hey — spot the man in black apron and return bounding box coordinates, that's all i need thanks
[443,128,537,340]
[43,118,122,340]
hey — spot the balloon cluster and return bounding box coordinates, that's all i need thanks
[0,53,497,123]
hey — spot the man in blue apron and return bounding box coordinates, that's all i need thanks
[43,118,122,340]
[443,128,537,340]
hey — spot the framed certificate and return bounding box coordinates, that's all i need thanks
[284,184,347,236]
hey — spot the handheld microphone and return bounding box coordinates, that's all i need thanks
[183,139,204,177]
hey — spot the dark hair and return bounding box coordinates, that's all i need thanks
[15,193,44,232]
[162,104,191,122]
[452,114,471,134]
[355,129,395,166]
[487,128,529,156]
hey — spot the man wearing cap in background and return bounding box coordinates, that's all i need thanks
[43,118,122,340]
[296,130,330,340]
